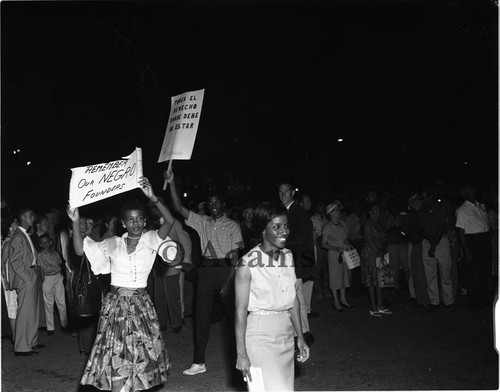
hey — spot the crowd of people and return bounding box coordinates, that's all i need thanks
[1,173,497,391]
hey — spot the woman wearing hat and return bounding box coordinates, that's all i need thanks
[67,176,179,392]
[321,201,352,311]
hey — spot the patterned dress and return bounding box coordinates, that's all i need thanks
[361,219,387,287]
[81,231,172,392]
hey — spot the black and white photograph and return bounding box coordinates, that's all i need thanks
[1,0,498,391]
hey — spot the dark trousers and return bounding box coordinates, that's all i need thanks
[465,232,493,306]
[193,263,235,364]
[154,274,182,330]
[410,243,430,305]
[77,315,98,354]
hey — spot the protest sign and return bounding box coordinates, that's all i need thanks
[69,147,143,209]
[158,88,205,163]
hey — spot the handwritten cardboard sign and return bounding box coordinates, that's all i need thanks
[158,89,205,163]
[69,147,143,209]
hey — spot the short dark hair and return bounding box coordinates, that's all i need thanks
[206,191,225,204]
[278,181,294,190]
[120,200,147,220]
[16,208,34,222]
[252,201,288,236]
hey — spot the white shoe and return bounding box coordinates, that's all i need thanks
[183,363,206,376]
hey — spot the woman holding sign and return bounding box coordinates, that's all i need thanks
[67,176,179,392]
[235,201,309,391]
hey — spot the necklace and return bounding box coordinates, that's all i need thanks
[128,234,142,240]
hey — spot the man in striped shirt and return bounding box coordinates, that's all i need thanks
[165,170,243,377]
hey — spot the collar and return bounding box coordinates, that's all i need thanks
[209,214,226,223]
[285,200,295,210]
[259,245,282,261]
[463,199,477,207]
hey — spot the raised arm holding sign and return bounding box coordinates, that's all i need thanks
[159,89,205,190]
[69,147,143,209]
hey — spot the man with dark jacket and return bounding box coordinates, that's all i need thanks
[278,182,315,345]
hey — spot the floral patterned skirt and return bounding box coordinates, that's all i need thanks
[81,286,169,392]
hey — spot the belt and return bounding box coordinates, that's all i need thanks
[110,286,146,296]
[200,257,230,267]
[250,309,289,315]
[45,272,61,276]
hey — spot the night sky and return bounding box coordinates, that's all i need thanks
[1,0,498,215]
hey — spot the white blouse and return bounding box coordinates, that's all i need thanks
[83,230,176,288]
[242,246,297,312]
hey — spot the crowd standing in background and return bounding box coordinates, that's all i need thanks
[0,179,498,389]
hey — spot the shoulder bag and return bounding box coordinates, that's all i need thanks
[74,254,102,317]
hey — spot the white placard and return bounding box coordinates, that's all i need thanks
[158,88,205,163]
[69,147,143,209]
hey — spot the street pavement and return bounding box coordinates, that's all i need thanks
[1,288,498,391]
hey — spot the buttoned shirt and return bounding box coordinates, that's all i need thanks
[242,246,297,312]
[456,200,490,234]
[186,212,243,259]
[83,230,174,288]
[19,227,36,265]
[37,250,62,275]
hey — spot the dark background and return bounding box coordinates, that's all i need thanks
[1,0,498,216]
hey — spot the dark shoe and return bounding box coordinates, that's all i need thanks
[47,330,54,336]
[307,311,320,318]
[425,304,440,312]
[15,351,39,356]
[341,302,353,309]
[445,304,457,311]
[333,304,344,312]
[31,344,46,349]
[303,331,315,347]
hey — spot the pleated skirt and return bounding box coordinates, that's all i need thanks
[246,311,295,392]
[81,286,169,392]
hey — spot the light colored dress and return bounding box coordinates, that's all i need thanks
[322,220,351,290]
[242,245,297,391]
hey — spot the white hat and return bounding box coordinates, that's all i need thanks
[158,239,184,267]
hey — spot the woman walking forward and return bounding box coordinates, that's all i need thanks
[68,176,178,392]
[235,201,309,391]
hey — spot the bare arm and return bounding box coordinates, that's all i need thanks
[456,227,472,261]
[67,207,84,256]
[164,170,191,220]
[234,262,252,381]
[138,176,174,240]
[289,286,310,363]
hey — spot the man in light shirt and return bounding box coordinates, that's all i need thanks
[455,186,492,309]
[166,170,243,377]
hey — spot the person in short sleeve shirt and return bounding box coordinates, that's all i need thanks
[165,170,243,377]
[455,186,492,308]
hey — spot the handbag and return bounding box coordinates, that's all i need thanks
[376,253,396,288]
[341,242,360,270]
[74,254,102,317]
